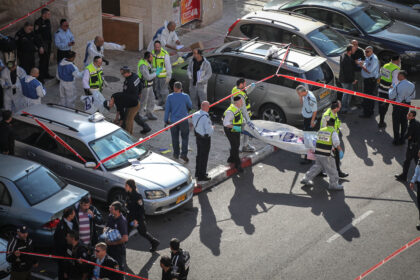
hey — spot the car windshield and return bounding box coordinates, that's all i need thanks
[15,166,67,206]
[351,7,392,34]
[89,129,148,170]
[307,26,347,57]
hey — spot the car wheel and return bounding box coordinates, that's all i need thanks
[0,226,16,242]
[108,189,127,205]
[260,104,286,123]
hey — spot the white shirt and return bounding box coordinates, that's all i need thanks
[147,22,179,51]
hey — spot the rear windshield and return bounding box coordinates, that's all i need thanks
[15,166,66,206]
[304,62,334,91]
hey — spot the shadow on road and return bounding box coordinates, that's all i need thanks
[198,191,223,256]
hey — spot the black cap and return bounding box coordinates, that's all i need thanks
[233,96,241,101]
[17,225,28,233]
[120,66,130,73]
[103,100,110,111]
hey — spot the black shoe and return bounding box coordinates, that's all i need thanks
[398,139,405,146]
[150,240,160,252]
[378,122,386,128]
[197,176,211,181]
[317,172,327,177]
[395,174,407,182]
[140,127,151,134]
[416,224,420,231]
[338,171,349,178]
[173,155,179,160]
[180,155,189,163]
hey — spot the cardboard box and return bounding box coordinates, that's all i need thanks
[189,41,204,50]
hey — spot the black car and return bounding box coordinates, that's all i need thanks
[264,0,420,71]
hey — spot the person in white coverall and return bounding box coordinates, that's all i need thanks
[0,62,26,112]
[20,68,46,108]
[83,36,125,67]
[187,48,212,111]
[57,51,83,108]
[147,21,181,52]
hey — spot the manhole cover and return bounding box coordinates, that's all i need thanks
[104,75,120,83]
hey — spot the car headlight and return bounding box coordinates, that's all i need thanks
[405,51,420,57]
[187,173,193,184]
[145,190,166,199]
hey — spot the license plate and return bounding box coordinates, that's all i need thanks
[320,90,330,99]
[176,194,187,204]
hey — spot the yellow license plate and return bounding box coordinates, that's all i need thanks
[320,90,330,99]
[176,194,187,204]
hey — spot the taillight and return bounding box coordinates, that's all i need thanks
[227,19,241,35]
[42,218,60,230]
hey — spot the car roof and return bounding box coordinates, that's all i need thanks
[215,40,327,73]
[268,0,366,13]
[242,10,325,34]
[0,154,40,181]
[15,104,119,143]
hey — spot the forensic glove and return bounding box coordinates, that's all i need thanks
[155,67,163,76]
[232,126,242,133]
[339,150,344,160]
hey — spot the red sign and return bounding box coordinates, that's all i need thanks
[181,0,200,25]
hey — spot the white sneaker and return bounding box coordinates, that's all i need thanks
[329,184,343,190]
[242,144,256,152]
[300,179,314,186]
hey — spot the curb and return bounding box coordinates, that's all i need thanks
[193,145,278,194]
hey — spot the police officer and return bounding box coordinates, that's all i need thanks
[20,68,46,108]
[378,56,400,128]
[231,78,256,152]
[55,19,74,63]
[320,101,348,178]
[170,238,190,280]
[300,117,344,190]
[6,225,38,280]
[152,40,171,111]
[57,51,82,108]
[120,66,151,134]
[91,242,123,280]
[358,46,380,118]
[389,70,416,145]
[138,51,161,124]
[396,110,420,182]
[223,95,244,173]
[64,231,90,280]
[34,8,53,80]
[124,179,160,252]
[15,22,44,75]
[192,101,214,181]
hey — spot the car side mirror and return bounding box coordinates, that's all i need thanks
[413,4,420,10]
[85,162,96,168]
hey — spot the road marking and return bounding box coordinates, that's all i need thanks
[327,210,374,243]
[129,229,138,238]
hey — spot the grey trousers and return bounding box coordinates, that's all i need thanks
[140,86,155,116]
[303,155,339,189]
[154,77,169,106]
[189,82,208,110]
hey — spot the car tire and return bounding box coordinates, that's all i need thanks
[259,104,286,123]
[108,189,127,205]
[0,226,16,242]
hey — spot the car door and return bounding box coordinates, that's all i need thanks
[12,119,44,160]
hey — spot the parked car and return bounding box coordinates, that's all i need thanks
[359,0,420,27]
[0,238,10,279]
[263,0,420,71]
[13,104,194,215]
[0,154,88,246]
[172,40,336,125]
[226,10,348,77]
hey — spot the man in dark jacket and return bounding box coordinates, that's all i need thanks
[73,195,103,247]
[104,91,140,135]
[170,238,190,280]
[125,179,160,252]
[91,242,123,280]
[64,231,90,280]
[54,207,77,280]
[396,110,420,181]
[161,255,178,280]
[339,45,357,114]
[34,8,53,80]
[6,225,38,280]
[0,110,14,155]
[15,22,44,75]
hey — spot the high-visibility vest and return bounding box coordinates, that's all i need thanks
[315,126,335,157]
[232,86,252,117]
[137,59,154,87]
[85,63,103,91]
[152,48,168,78]
[224,104,243,132]
[320,108,341,132]
[379,62,400,91]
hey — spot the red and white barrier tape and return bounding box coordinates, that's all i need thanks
[22,111,87,163]
[0,0,56,33]
[0,250,149,280]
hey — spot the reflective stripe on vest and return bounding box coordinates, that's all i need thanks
[232,86,252,117]
[315,126,335,157]
[152,48,168,78]
[224,104,243,132]
[320,108,341,132]
[379,62,400,90]
[85,63,103,91]
[137,59,154,87]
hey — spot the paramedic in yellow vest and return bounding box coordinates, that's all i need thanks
[83,56,106,94]
[378,55,400,128]
[320,101,348,178]
[231,78,256,152]
[152,40,171,113]
[300,117,344,190]
[223,96,244,173]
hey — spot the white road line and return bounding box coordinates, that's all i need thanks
[327,210,374,243]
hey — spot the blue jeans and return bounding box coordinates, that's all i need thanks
[341,82,353,112]
[170,120,189,157]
